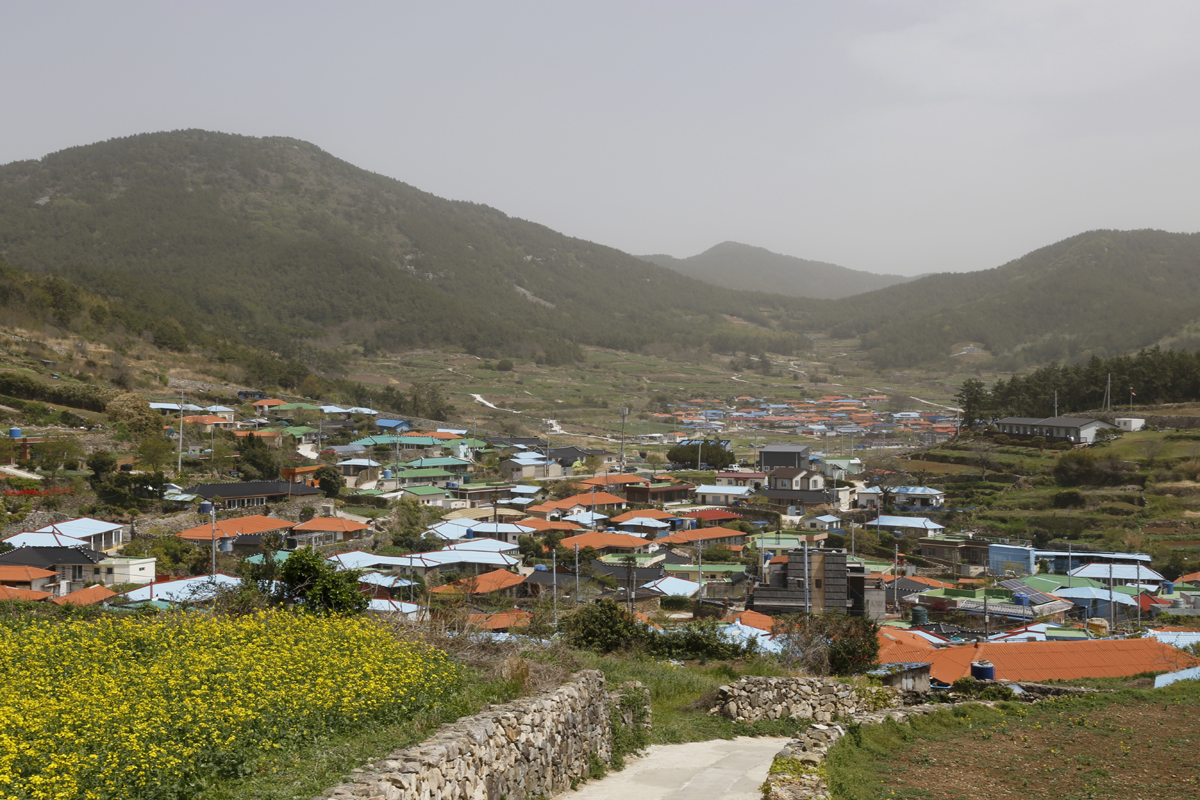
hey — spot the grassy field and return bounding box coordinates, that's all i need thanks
[825,681,1200,800]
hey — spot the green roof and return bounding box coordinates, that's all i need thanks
[404,485,448,496]
[354,489,385,496]
[448,438,488,448]
[274,403,321,411]
[395,468,452,478]
[285,426,316,435]
[1024,574,1103,592]
[246,551,292,565]
[1045,627,1090,639]
[665,563,747,574]
[398,457,470,469]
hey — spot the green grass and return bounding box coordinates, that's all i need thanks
[576,653,812,744]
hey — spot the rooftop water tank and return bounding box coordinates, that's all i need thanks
[970,660,995,681]
[1013,593,1030,607]
[1163,580,1175,594]
[8,428,20,439]
[910,605,929,626]
[382,469,392,479]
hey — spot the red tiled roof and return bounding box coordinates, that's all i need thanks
[881,574,956,590]
[430,569,524,595]
[1175,570,1200,584]
[177,515,296,541]
[0,565,57,583]
[252,398,285,407]
[51,584,117,606]
[578,475,650,488]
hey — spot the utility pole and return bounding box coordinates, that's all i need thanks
[803,540,810,615]
[984,594,989,639]
[1054,390,1058,419]
[177,388,185,477]
[1109,559,1115,631]
[893,542,899,611]
[618,405,629,471]
[1136,560,1141,628]
[552,545,558,629]
[574,543,580,606]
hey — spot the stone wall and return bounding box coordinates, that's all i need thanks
[317,670,642,800]
[708,677,897,725]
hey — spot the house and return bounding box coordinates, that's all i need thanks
[233,430,283,449]
[879,637,1197,683]
[1115,418,1145,432]
[466,608,533,631]
[692,485,753,505]
[31,517,128,552]
[0,546,123,595]
[289,517,370,548]
[51,584,117,607]
[499,456,562,481]
[915,533,988,572]
[558,531,651,557]
[122,574,243,605]
[1068,562,1165,588]
[577,474,651,491]
[993,416,1116,445]
[615,516,672,536]
[535,491,627,518]
[804,514,842,532]
[892,486,946,508]
[176,515,297,548]
[624,481,695,505]
[681,508,744,527]
[641,576,700,598]
[868,516,945,536]
[337,458,381,481]
[401,485,463,508]
[430,568,525,598]
[757,444,811,471]
[657,526,747,548]
[0,564,57,592]
[181,414,237,433]
[714,471,767,488]
[768,468,825,492]
[188,481,322,509]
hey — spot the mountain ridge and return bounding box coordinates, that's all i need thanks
[640,241,911,300]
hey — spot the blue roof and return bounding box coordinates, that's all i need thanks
[867,516,944,530]
[34,517,124,537]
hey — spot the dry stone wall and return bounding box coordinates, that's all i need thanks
[317,670,638,800]
[709,677,897,724]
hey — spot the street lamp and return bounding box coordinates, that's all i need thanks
[199,500,217,576]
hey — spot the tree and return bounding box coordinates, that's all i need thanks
[665,441,734,470]
[238,434,281,481]
[36,436,84,477]
[968,438,998,480]
[774,612,880,675]
[136,435,174,472]
[86,449,118,483]
[105,393,161,438]
[314,465,344,499]
[277,546,369,614]
[954,378,989,432]
[580,455,603,476]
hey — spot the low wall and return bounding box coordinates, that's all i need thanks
[708,677,897,725]
[317,670,645,800]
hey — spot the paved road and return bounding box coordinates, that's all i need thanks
[558,737,787,800]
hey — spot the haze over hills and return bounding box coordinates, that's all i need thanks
[0,130,814,369]
[811,228,1200,369]
[641,242,911,300]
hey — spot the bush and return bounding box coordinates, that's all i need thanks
[561,600,750,660]
[496,359,514,372]
[1052,489,1085,509]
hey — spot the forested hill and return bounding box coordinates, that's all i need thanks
[641,241,911,299]
[0,130,814,364]
[811,229,1200,369]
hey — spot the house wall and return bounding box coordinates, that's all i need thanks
[320,672,649,800]
[97,557,155,585]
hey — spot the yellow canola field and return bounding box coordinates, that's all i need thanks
[0,611,459,800]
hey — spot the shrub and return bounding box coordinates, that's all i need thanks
[1052,489,1085,509]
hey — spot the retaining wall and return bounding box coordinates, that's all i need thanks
[709,676,897,724]
[317,670,643,800]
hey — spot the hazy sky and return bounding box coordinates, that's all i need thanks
[4,1,1199,275]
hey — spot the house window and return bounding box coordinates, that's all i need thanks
[815,579,823,589]
[138,567,146,572]
[71,565,84,581]
[93,567,101,575]
[106,568,114,575]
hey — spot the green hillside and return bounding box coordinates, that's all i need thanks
[813,229,1200,368]
[641,241,911,300]
[0,130,813,366]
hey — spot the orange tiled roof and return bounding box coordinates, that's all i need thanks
[635,611,664,631]
[545,491,626,509]
[658,526,749,545]
[881,574,956,590]
[176,515,296,541]
[881,637,1199,683]
[681,509,743,521]
[722,609,775,632]
[467,609,532,630]
[515,518,583,532]
[431,569,524,595]
[0,585,52,601]
[558,532,650,551]
[0,565,57,583]
[292,517,369,533]
[253,398,285,407]
[51,584,117,606]
[1175,570,1200,584]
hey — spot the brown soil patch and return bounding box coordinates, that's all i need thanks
[884,699,1200,800]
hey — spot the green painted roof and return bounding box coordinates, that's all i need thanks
[404,485,448,496]
[665,563,747,574]
[245,551,292,565]
[285,426,316,435]
[398,457,471,469]
[1024,574,1104,592]
[274,403,321,411]
[395,468,452,478]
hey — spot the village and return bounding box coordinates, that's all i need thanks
[3,386,1197,694]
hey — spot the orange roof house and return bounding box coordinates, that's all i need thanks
[0,585,52,602]
[252,399,285,408]
[658,527,749,547]
[515,518,583,533]
[51,584,116,607]
[467,608,532,631]
[176,515,296,542]
[578,474,651,489]
[292,518,369,534]
[557,531,651,555]
[0,565,57,587]
[430,569,524,596]
[721,609,776,632]
[880,636,1198,683]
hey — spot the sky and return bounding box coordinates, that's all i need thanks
[3,1,1200,276]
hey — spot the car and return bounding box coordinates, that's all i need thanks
[623,465,638,473]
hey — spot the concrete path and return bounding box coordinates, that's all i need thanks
[558,737,786,800]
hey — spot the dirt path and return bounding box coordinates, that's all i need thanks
[557,737,786,800]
